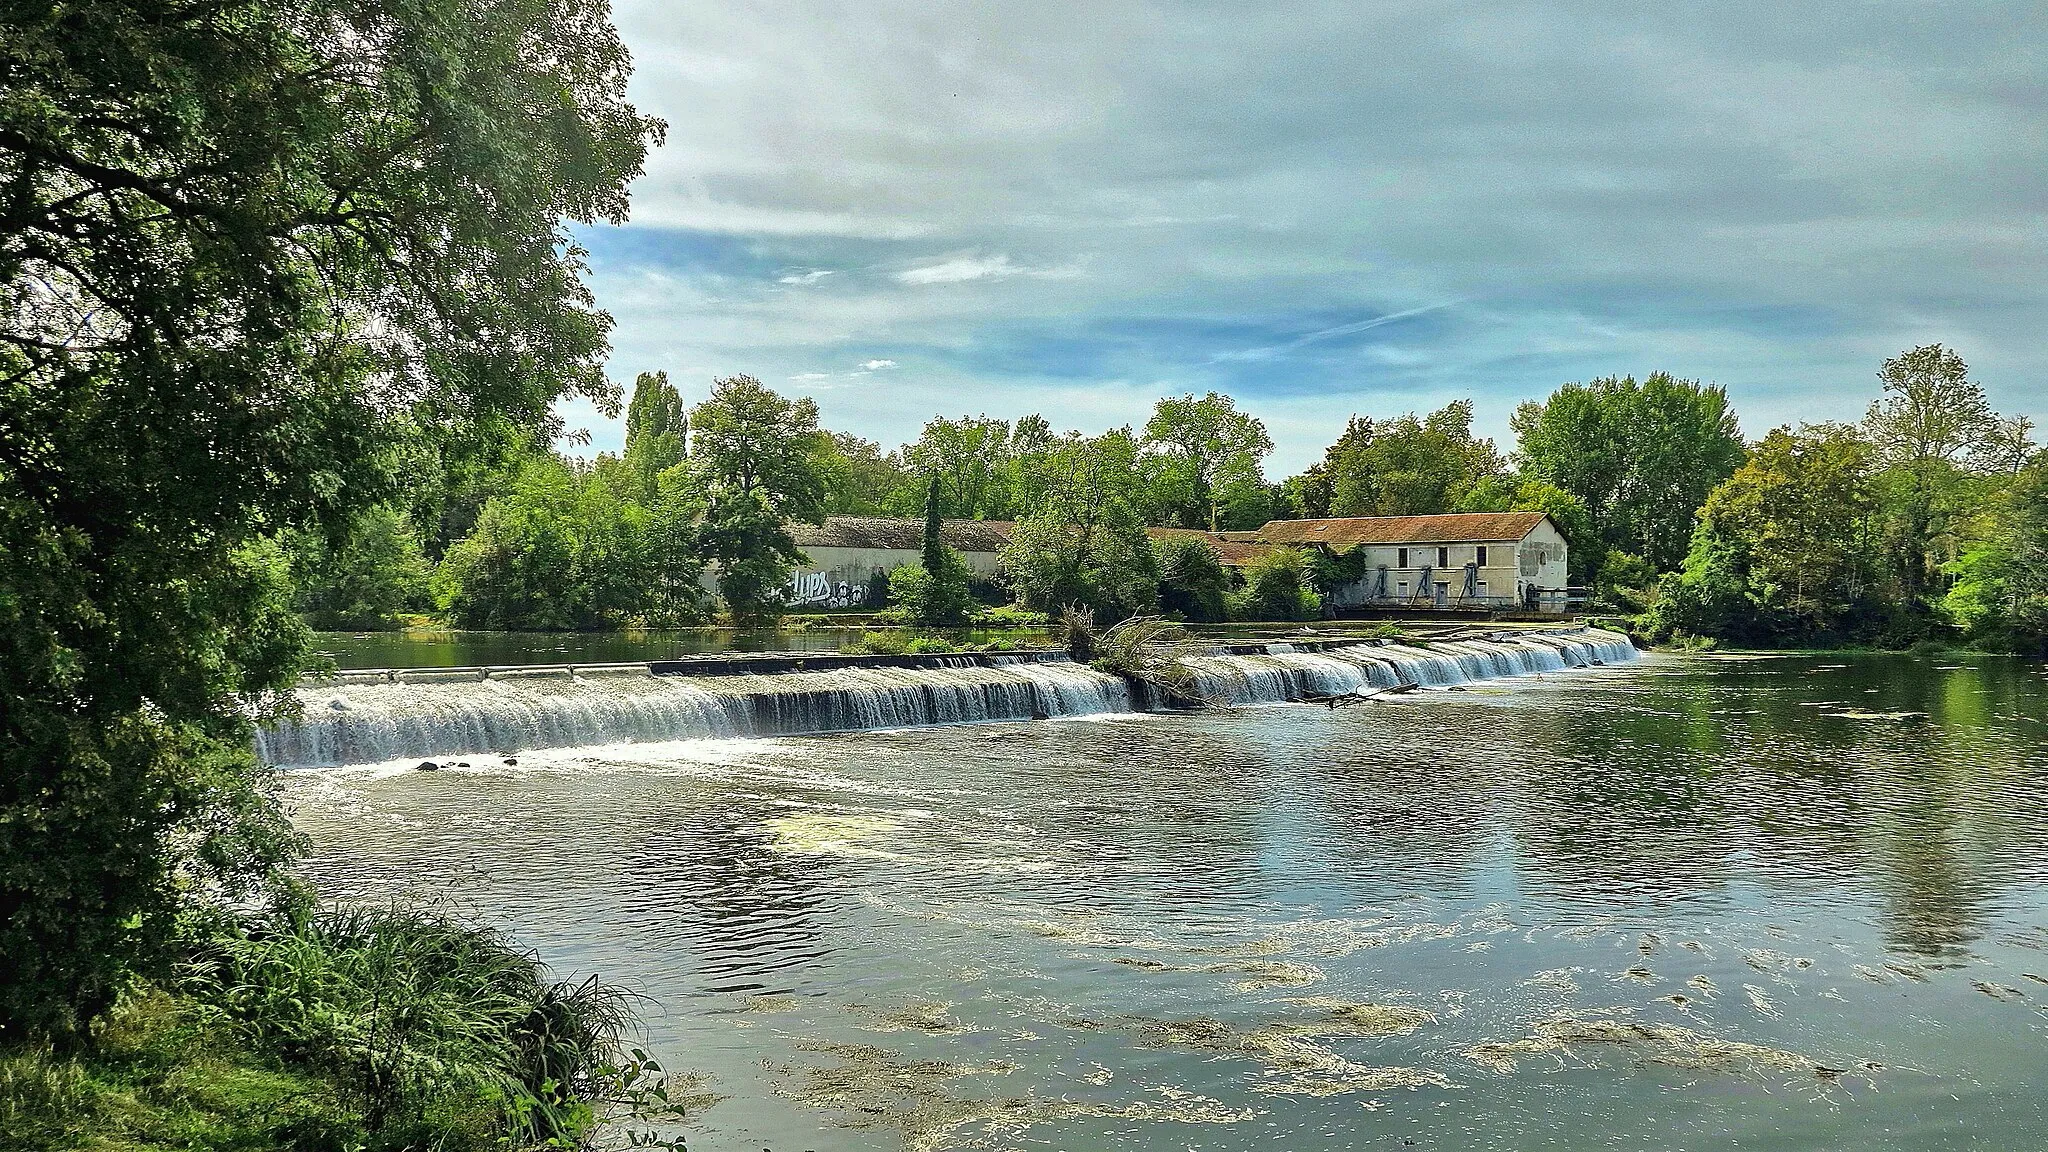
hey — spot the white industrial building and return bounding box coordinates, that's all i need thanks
[766,510,1570,614]
[1238,511,1571,612]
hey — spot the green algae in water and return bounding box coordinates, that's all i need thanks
[1461,1010,1878,1088]
[775,1041,1255,1152]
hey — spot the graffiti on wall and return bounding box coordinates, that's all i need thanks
[787,570,867,608]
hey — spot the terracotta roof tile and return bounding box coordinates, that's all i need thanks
[791,517,1017,551]
[1144,527,1277,566]
[1253,512,1550,547]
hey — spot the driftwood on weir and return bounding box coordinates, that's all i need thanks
[1311,683,1420,707]
[1084,614,1237,709]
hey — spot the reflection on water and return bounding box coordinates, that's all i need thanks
[286,653,2048,1151]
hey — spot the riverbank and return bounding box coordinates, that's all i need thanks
[0,904,675,1152]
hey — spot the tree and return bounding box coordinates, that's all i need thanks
[1458,477,1597,584]
[1321,401,1506,518]
[1142,392,1274,531]
[1862,344,2000,596]
[890,477,975,625]
[999,428,1159,619]
[289,505,430,630]
[690,375,829,622]
[904,415,1012,519]
[0,0,657,1033]
[1648,424,1877,642]
[1230,547,1321,622]
[1155,535,1231,622]
[819,432,911,515]
[1941,459,2048,651]
[1513,373,1744,574]
[622,370,688,502]
[436,455,650,630]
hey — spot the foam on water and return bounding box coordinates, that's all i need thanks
[258,629,1637,767]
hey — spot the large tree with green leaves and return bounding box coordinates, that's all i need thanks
[1941,457,2048,651]
[1142,392,1274,531]
[1861,344,2002,597]
[1649,424,1878,642]
[1513,373,1745,575]
[1317,401,1505,519]
[999,428,1159,619]
[621,370,689,502]
[690,375,829,621]
[903,414,1013,519]
[818,431,911,516]
[0,0,658,1034]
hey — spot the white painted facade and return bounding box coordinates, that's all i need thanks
[1323,519,1570,612]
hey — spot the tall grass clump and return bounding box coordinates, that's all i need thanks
[0,902,688,1152]
[176,903,669,1150]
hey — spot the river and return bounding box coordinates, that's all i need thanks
[281,649,2048,1150]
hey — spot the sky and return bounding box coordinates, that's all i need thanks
[561,0,2046,475]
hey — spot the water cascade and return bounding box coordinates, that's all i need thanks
[258,629,1638,768]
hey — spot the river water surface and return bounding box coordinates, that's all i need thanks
[285,651,2048,1150]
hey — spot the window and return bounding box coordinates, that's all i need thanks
[1436,546,1448,569]
[1397,547,1408,568]
[1477,545,1488,566]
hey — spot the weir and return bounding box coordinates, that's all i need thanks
[258,628,1639,768]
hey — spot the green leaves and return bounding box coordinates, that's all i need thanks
[689,375,830,622]
[1,0,659,1033]
[1513,373,1745,575]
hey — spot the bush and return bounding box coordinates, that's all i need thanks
[1,904,685,1152]
[840,630,909,655]
[290,506,431,631]
[1228,547,1322,622]
[180,904,651,1150]
[839,630,961,656]
[1155,536,1230,622]
[888,557,974,626]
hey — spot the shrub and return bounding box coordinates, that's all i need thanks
[888,559,974,626]
[1155,536,1230,622]
[180,904,650,1149]
[1228,547,1322,621]
[2,904,685,1152]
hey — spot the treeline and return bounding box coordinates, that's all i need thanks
[291,380,1319,627]
[294,345,2045,651]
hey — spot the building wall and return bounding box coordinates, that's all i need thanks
[780,545,1004,608]
[1516,519,1570,597]
[1323,522,1570,612]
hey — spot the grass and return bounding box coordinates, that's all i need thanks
[1,990,357,1152]
[2,904,683,1152]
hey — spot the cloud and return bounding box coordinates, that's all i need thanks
[895,253,1083,285]
[578,0,2048,472]
[788,371,832,380]
[859,359,898,371]
[1213,301,1464,363]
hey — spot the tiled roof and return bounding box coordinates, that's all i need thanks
[787,513,1549,563]
[791,517,1018,552]
[1252,512,1551,547]
[1144,527,1277,566]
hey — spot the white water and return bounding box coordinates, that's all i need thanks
[258,630,1637,768]
[1177,629,1636,703]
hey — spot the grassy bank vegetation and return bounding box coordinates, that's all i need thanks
[1,904,678,1152]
